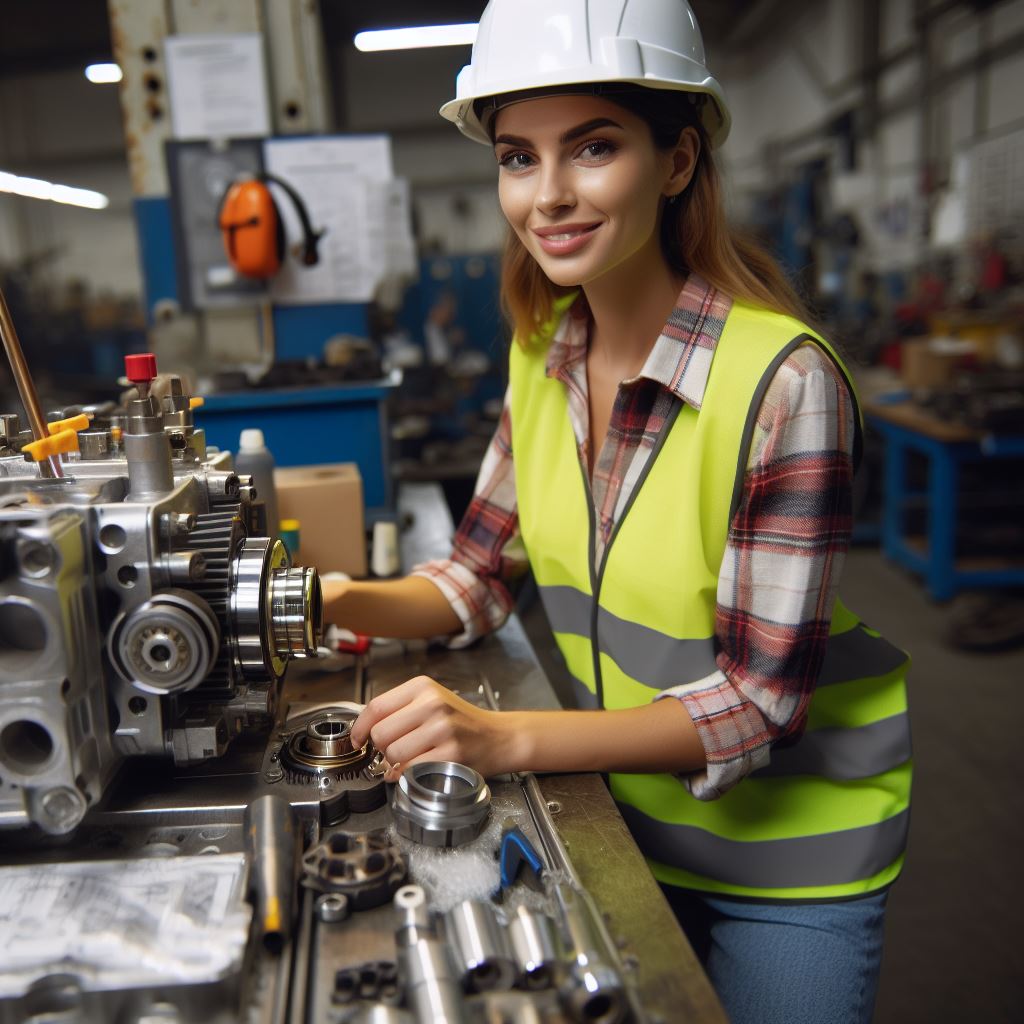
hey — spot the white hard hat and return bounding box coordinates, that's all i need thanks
[439,0,731,148]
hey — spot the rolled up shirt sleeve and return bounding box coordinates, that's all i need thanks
[657,343,856,799]
[410,391,529,647]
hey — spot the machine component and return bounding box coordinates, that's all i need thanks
[262,704,388,825]
[0,345,323,835]
[392,762,491,848]
[332,961,401,1006]
[109,588,220,694]
[393,885,468,1024]
[302,829,407,910]
[507,905,560,992]
[232,535,322,679]
[244,794,301,954]
[316,892,351,924]
[444,899,516,993]
[344,1004,412,1024]
[555,883,628,1024]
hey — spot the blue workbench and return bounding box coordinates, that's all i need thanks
[196,372,401,514]
[867,400,1024,601]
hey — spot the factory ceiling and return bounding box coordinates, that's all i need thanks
[0,0,763,79]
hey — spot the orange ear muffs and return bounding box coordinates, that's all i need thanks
[218,174,323,279]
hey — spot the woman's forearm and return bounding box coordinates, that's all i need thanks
[323,575,462,638]
[351,676,707,780]
[506,700,706,775]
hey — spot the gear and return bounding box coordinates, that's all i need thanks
[262,705,387,825]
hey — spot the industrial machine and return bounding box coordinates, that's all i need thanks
[0,290,324,835]
[0,290,650,1024]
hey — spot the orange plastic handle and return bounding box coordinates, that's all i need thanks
[24,428,80,461]
[47,413,91,436]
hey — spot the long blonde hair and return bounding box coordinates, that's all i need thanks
[499,86,812,345]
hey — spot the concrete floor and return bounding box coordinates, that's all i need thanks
[840,549,1024,1023]
[521,547,1024,1021]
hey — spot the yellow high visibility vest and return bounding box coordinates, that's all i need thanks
[510,298,912,900]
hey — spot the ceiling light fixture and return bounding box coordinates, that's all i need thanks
[0,171,109,210]
[354,23,477,52]
[85,63,123,84]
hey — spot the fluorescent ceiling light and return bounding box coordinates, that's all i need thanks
[0,171,109,210]
[354,23,477,52]
[85,63,122,84]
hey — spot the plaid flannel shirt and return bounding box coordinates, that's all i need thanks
[413,274,855,799]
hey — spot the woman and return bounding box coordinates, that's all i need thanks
[325,2,911,1021]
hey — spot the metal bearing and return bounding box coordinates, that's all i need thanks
[109,589,220,694]
[391,761,491,848]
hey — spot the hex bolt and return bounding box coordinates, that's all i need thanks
[166,550,206,582]
[171,512,196,535]
[316,892,351,924]
[40,786,87,833]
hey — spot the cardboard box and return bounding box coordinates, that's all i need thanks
[900,338,963,390]
[274,463,367,577]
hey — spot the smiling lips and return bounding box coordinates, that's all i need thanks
[532,222,601,255]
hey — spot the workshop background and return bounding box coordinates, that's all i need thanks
[1,1,1022,1020]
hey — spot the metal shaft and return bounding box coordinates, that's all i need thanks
[244,794,300,954]
[0,283,61,478]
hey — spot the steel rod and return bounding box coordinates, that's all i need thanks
[0,284,61,478]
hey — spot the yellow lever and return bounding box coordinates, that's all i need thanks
[47,413,91,436]
[24,428,80,462]
[189,397,205,410]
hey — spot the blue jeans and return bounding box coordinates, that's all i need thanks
[660,886,889,1024]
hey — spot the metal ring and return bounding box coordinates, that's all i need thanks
[315,892,350,924]
[392,761,491,848]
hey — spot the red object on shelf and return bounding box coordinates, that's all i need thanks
[334,633,371,655]
[124,353,158,384]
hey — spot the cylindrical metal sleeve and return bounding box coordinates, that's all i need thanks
[444,900,516,993]
[398,936,469,1024]
[507,904,560,991]
[555,883,628,1024]
[124,430,174,497]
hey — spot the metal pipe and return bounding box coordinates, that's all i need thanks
[507,904,560,991]
[244,794,300,955]
[444,899,516,992]
[0,284,61,478]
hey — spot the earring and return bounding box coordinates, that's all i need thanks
[667,193,680,205]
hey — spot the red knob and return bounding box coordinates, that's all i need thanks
[124,353,158,384]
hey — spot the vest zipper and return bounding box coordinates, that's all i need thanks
[578,402,684,710]
[575,459,604,708]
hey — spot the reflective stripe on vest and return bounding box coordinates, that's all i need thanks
[510,299,912,900]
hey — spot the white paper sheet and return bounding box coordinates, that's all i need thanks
[166,34,271,140]
[264,136,416,305]
[0,854,251,997]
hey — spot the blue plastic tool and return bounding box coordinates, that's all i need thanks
[499,822,545,891]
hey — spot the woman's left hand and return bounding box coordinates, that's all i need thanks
[350,676,519,781]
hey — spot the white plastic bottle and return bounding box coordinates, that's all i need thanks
[235,428,279,538]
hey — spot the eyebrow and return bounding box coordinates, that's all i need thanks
[493,117,624,149]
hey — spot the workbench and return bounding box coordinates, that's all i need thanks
[866,399,1024,601]
[0,483,723,1024]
